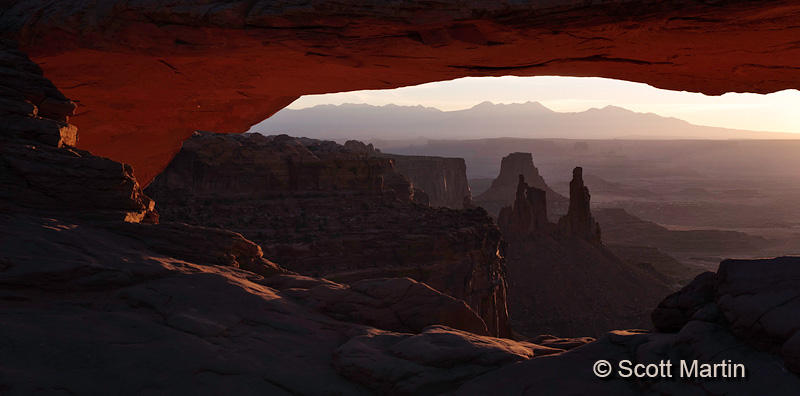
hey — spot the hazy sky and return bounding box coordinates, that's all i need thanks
[285,76,800,134]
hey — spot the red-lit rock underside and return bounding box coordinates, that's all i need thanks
[5,0,800,184]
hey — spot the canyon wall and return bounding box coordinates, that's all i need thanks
[3,1,800,183]
[146,133,511,337]
[378,153,472,209]
[147,132,412,200]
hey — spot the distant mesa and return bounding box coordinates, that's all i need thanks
[377,152,474,209]
[474,152,568,218]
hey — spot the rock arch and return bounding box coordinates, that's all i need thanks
[4,0,800,183]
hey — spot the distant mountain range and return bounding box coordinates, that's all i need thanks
[252,101,797,140]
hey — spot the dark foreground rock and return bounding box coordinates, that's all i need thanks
[261,275,491,335]
[716,257,800,373]
[456,260,800,395]
[0,213,535,396]
[4,214,800,395]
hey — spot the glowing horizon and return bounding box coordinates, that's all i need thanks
[284,76,800,134]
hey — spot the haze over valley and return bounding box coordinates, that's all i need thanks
[254,102,800,274]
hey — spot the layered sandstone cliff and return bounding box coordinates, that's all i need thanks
[146,133,511,337]
[148,132,412,200]
[497,168,672,337]
[377,153,473,209]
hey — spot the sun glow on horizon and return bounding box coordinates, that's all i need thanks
[284,76,800,134]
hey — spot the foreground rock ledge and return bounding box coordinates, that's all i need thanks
[4,0,800,183]
[4,214,800,395]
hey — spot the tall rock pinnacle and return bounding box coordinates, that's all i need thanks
[557,167,601,243]
[497,175,549,236]
[498,167,601,244]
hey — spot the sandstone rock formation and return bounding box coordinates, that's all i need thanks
[0,38,75,147]
[497,168,601,243]
[4,1,800,183]
[454,262,800,395]
[377,153,473,209]
[0,38,156,223]
[104,221,284,278]
[5,207,800,395]
[497,175,550,236]
[651,271,718,333]
[475,152,567,217]
[715,257,800,373]
[0,212,539,396]
[148,131,409,200]
[333,325,563,395]
[496,167,672,337]
[556,167,601,243]
[146,133,511,337]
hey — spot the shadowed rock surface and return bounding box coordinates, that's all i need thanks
[0,38,155,223]
[0,213,532,396]
[716,257,800,372]
[0,38,76,147]
[5,209,800,395]
[455,262,800,395]
[261,275,491,336]
[146,132,511,337]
